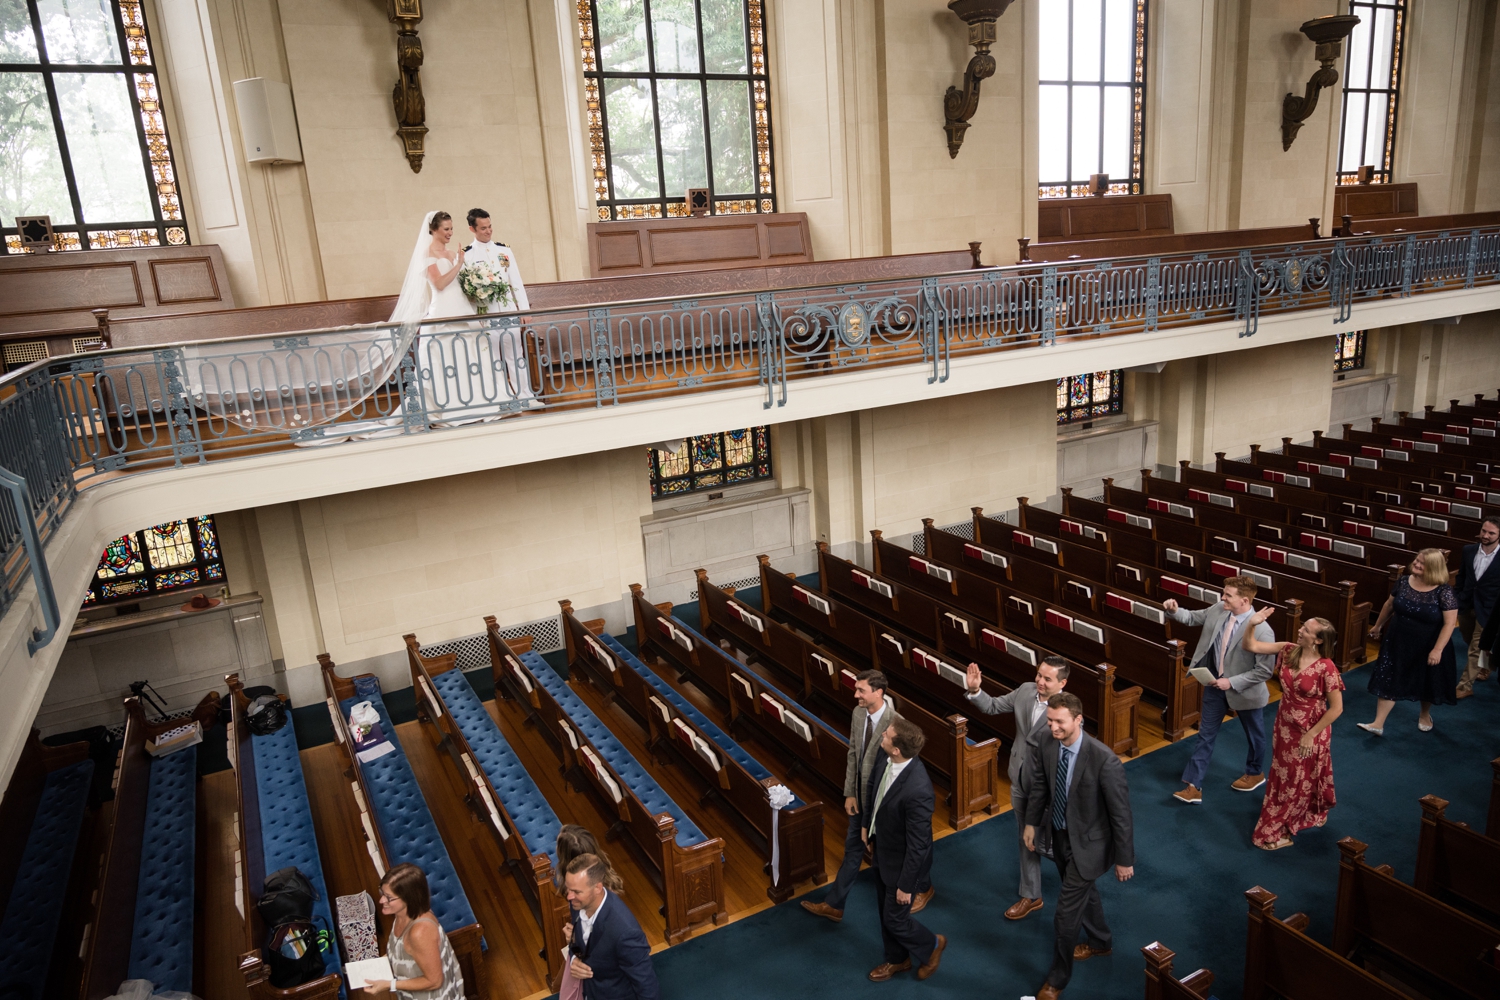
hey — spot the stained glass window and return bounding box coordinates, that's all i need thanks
[83,514,221,606]
[577,0,775,221]
[1337,1,1405,185]
[648,426,772,498]
[1334,332,1366,373]
[1038,0,1148,199]
[2,0,187,255]
[1057,370,1123,425]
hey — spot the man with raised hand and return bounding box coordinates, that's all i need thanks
[963,654,1069,921]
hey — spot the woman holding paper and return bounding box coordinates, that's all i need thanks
[1239,611,1344,850]
[364,863,465,998]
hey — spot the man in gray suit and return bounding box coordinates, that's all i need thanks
[1023,692,1135,999]
[1163,575,1276,804]
[963,654,1069,920]
[803,670,933,919]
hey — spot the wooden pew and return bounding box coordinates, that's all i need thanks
[1332,837,1500,999]
[864,529,1198,742]
[1414,793,1500,925]
[1057,492,1370,669]
[558,601,824,901]
[759,553,1142,757]
[1141,942,1216,1000]
[1242,886,1408,1000]
[1024,222,1320,263]
[225,675,343,1000]
[80,692,221,1000]
[1339,209,1500,236]
[482,618,726,943]
[1334,182,1418,222]
[0,730,95,1000]
[402,637,569,979]
[1036,193,1174,242]
[319,656,488,998]
[695,568,1000,829]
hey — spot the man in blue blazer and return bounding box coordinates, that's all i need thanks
[861,718,946,983]
[1455,516,1500,697]
[564,854,658,999]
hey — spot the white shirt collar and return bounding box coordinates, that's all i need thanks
[866,700,887,729]
[578,887,608,945]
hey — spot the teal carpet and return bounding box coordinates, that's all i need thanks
[643,636,1498,999]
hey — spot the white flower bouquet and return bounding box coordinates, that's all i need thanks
[458,261,512,314]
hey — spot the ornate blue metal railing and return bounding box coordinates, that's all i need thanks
[3,224,1500,648]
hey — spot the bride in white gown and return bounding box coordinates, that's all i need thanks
[420,211,476,324]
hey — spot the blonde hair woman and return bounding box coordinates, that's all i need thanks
[1358,548,1459,734]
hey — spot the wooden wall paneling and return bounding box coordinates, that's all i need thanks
[1037,194,1174,243]
[1334,183,1419,220]
[587,213,813,278]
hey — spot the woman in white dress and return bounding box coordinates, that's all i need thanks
[421,211,475,323]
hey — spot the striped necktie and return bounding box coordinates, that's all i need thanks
[1052,747,1071,830]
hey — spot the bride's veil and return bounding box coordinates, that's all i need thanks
[168,212,436,439]
[390,210,438,325]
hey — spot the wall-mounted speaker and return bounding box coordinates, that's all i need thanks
[232,77,303,165]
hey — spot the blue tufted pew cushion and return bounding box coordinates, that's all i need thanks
[520,651,709,848]
[339,679,481,944]
[127,746,197,993]
[0,758,94,1000]
[597,633,804,808]
[672,617,848,743]
[251,713,342,985]
[430,668,561,864]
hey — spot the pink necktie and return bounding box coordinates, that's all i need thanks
[1217,616,1236,673]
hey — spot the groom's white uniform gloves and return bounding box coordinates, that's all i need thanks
[462,239,542,409]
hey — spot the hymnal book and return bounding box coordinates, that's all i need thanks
[345,955,394,989]
[1188,667,1217,686]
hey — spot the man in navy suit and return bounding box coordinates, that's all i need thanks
[862,717,946,982]
[564,854,658,999]
[1455,516,1500,697]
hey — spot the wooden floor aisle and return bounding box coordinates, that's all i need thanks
[199,635,1230,1000]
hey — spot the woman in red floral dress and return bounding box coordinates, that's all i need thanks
[1239,609,1345,850]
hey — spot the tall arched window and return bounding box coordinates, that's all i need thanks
[577,0,775,221]
[1,0,186,253]
[1037,0,1148,199]
[1337,1,1406,185]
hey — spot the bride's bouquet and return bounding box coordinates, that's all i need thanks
[458,261,512,314]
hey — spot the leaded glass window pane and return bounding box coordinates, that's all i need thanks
[85,513,222,605]
[3,0,186,254]
[1038,0,1147,198]
[580,0,775,220]
[649,426,773,498]
[1337,1,1404,184]
[1057,371,1123,424]
[1334,332,1366,373]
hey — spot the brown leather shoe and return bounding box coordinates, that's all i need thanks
[910,886,935,913]
[1037,984,1063,999]
[1073,941,1113,960]
[800,900,843,922]
[867,960,911,982]
[1173,784,1202,804]
[1457,687,1474,700]
[1232,773,1266,792]
[1005,897,1044,920]
[916,935,946,980]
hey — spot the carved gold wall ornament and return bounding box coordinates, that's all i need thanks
[389,0,427,172]
[942,0,1015,158]
[1281,14,1361,152]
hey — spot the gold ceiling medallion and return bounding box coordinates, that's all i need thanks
[389,0,427,172]
[942,0,1015,158]
[1281,14,1360,152]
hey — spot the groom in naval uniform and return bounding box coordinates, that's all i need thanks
[464,207,542,410]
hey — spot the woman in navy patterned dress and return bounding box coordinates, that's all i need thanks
[1358,549,1459,735]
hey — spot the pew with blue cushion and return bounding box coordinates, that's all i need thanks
[402,636,570,980]
[80,692,220,1000]
[558,602,824,902]
[0,729,94,1000]
[482,616,727,944]
[695,569,1000,830]
[629,586,851,797]
[225,674,343,1000]
[318,655,487,1000]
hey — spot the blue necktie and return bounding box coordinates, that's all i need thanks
[1052,747,1071,830]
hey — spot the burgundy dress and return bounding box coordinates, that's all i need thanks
[1252,648,1344,847]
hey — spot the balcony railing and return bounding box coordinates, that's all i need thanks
[3,224,1499,648]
